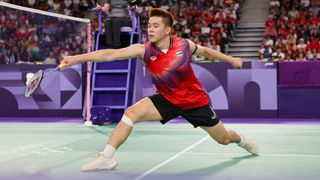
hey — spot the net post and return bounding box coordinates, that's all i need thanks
[85,22,93,126]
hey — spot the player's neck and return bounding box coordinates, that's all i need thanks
[155,35,171,50]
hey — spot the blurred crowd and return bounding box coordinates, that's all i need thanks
[0,0,93,64]
[0,0,242,64]
[260,0,320,61]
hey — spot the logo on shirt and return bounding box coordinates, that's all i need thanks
[150,56,157,61]
[176,51,183,56]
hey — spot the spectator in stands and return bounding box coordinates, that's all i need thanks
[181,24,191,38]
[43,51,57,64]
[18,46,31,63]
[284,49,293,61]
[96,0,131,48]
[271,52,279,61]
[214,9,226,23]
[211,39,221,52]
[265,15,275,28]
[27,39,40,61]
[285,35,297,55]
[61,0,72,15]
[300,0,310,9]
[262,35,274,48]
[309,1,319,15]
[307,36,320,53]
[259,43,273,61]
[274,46,285,61]
[288,7,299,19]
[225,11,236,39]
[286,27,297,42]
[307,48,320,61]
[27,0,36,7]
[201,21,210,41]
[297,26,310,43]
[297,38,307,54]
[297,11,310,27]
[4,49,16,64]
[309,27,320,40]
[296,52,307,61]
[0,44,8,58]
[264,24,277,41]
[218,30,229,54]
[270,0,280,8]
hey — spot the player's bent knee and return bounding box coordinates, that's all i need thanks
[124,107,143,124]
[125,107,137,117]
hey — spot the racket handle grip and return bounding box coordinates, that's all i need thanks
[58,63,66,69]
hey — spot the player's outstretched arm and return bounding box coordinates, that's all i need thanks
[187,39,243,69]
[60,44,145,68]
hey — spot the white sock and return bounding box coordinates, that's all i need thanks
[101,144,116,157]
[237,135,246,147]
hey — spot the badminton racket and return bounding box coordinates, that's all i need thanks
[24,63,65,97]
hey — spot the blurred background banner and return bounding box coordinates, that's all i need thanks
[0,64,83,117]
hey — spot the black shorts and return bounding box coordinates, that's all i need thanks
[148,94,220,128]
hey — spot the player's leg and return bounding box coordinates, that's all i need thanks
[201,121,240,145]
[82,97,163,171]
[201,122,259,155]
[107,97,163,149]
[182,105,259,155]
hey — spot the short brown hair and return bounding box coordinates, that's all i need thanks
[148,8,174,27]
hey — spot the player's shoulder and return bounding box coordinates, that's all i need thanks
[171,36,192,47]
[143,41,152,47]
[172,36,186,42]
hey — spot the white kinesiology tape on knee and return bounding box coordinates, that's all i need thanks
[121,114,135,126]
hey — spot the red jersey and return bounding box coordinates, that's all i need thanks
[143,36,209,109]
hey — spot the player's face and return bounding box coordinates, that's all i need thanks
[148,17,170,42]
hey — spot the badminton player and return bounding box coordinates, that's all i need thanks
[61,8,259,171]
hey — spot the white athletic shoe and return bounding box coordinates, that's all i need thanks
[81,153,118,171]
[238,136,260,155]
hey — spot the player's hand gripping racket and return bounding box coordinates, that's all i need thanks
[24,63,66,97]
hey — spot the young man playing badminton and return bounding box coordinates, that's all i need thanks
[61,8,259,171]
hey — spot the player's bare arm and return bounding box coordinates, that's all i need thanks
[187,39,243,69]
[61,44,145,68]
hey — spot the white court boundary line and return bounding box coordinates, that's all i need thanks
[184,152,320,157]
[0,1,90,23]
[133,135,210,180]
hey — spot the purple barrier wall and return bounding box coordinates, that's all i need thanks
[278,88,320,118]
[278,61,320,118]
[133,61,278,118]
[278,61,320,88]
[0,64,83,117]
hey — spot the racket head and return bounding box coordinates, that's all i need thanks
[24,70,44,97]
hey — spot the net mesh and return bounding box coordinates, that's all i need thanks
[0,2,91,64]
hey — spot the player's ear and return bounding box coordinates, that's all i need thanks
[165,26,171,35]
